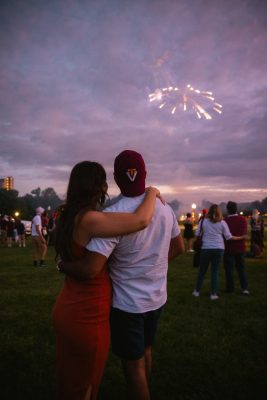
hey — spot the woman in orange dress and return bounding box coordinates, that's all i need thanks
[52,161,160,400]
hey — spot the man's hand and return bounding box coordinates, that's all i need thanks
[56,251,107,280]
[145,186,165,205]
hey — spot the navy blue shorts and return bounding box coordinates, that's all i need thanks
[110,306,164,360]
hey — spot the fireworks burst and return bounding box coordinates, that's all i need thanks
[148,84,222,119]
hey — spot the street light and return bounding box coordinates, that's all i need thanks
[14,211,20,218]
[191,203,197,221]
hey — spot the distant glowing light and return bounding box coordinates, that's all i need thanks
[148,84,223,119]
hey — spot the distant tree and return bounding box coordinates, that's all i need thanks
[201,199,212,211]
[168,199,181,214]
[41,187,58,198]
[0,186,70,220]
[219,202,227,215]
[40,187,62,211]
[0,189,19,216]
[250,200,262,212]
[22,194,39,219]
[31,187,41,197]
[260,197,267,213]
[20,187,63,219]
[16,197,30,220]
[201,198,267,217]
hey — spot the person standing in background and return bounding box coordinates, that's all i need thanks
[250,209,264,257]
[41,211,49,243]
[6,216,15,248]
[183,213,195,252]
[198,209,207,223]
[16,219,26,248]
[223,201,249,295]
[47,213,56,246]
[0,215,8,246]
[31,207,47,267]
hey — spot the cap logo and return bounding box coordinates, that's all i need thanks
[126,168,138,182]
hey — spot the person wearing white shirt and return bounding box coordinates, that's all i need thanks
[192,204,245,300]
[59,150,184,400]
[31,206,47,267]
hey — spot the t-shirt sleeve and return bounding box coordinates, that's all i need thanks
[33,215,41,226]
[86,236,119,258]
[222,220,232,240]
[170,208,180,238]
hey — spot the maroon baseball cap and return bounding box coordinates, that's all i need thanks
[114,150,146,197]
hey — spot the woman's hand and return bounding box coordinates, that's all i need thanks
[145,186,165,205]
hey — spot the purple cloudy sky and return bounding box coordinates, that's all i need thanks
[0,0,267,212]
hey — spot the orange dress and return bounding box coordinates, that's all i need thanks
[52,242,112,400]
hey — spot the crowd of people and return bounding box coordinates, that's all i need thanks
[0,209,57,269]
[0,149,265,400]
[0,215,27,248]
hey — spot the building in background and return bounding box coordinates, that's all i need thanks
[0,176,14,190]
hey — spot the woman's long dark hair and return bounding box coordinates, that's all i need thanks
[55,161,107,261]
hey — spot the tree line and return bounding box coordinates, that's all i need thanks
[1,186,266,221]
[0,187,62,220]
[201,197,267,216]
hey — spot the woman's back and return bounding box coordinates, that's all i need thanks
[201,219,232,249]
[183,218,194,238]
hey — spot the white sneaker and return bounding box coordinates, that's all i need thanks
[192,290,200,297]
[242,290,250,295]
[210,294,219,300]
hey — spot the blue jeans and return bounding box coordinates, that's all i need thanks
[223,253,248,291]
[195,249,224,295]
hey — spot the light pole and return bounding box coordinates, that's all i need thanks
[191,203,196,222]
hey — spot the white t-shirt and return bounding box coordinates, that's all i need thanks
[87,194,180,313]
[31,215,42,236]
[197,219,232,249]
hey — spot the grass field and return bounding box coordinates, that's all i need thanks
[0,232,266,400]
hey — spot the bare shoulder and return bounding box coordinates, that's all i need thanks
[79,210,103,226]
[73,210,104,242]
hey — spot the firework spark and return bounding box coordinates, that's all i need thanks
[148,84,222,119]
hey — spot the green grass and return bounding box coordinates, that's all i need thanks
[0,235,266,400]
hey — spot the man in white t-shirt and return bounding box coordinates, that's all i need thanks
[60,150,184,400]
[31,206,47,267]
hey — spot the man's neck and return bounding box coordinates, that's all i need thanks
[121,191,145,198]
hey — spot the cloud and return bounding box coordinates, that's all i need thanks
[0,0,266,211]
